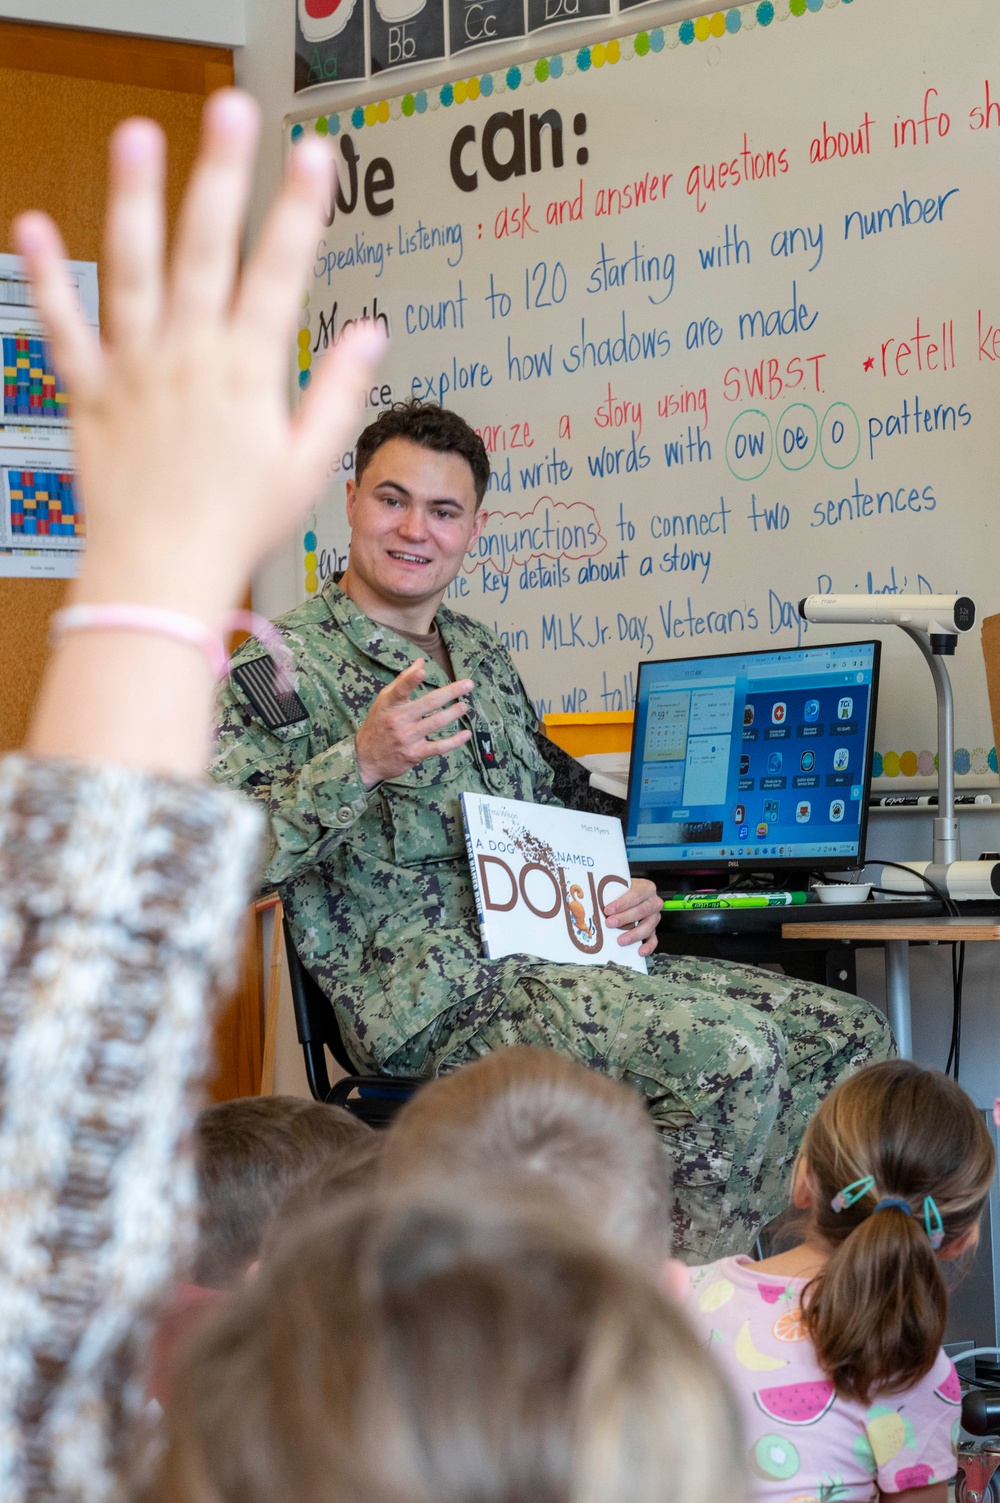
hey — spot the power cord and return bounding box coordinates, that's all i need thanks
[862,859,964,1080]
[947,938,965,1078]
[869,858,960,917]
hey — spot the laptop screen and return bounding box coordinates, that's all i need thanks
[624,640,881,876]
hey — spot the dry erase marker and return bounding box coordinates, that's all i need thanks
[661,892,808,911]
[870,794,993,807]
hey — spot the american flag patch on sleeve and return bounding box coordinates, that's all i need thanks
[232,656,309,730]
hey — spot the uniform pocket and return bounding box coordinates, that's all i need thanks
[380,774,467,867]
[469,710,542,800]
[633,1097,734,1262]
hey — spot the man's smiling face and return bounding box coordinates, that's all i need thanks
[342,437,486,624]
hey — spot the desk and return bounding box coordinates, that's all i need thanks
[657,900,1000,1060]
[785,915,1000,1060]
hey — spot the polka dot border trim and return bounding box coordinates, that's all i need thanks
[288,0,853,136]
[872,747,999,779]
[303,525,319,596]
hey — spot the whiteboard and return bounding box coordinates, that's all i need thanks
[291,0,1000,782]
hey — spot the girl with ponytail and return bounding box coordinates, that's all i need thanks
[684,1060,995,1503]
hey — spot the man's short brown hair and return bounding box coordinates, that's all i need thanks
[193,1095,375,1288]
[381,1046,672,1262]
[354,399,491,507]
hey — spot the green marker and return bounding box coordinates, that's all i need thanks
[661,891,809,911]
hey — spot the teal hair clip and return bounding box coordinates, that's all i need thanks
[831,1175,875,1213]
[923,1196,945,1251]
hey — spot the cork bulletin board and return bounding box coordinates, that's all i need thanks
[0,21,233,751]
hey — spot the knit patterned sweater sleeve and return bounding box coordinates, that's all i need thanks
[0,755,263,1503]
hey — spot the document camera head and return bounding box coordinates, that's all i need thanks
[798,594,975,655]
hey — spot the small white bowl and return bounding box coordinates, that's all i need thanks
[813,883,872,904]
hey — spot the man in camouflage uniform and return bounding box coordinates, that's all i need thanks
[212,401,893,1261]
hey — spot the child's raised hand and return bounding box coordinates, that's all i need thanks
[19,89,385,776]
[13,89,384,630]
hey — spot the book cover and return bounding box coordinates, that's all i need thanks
[460,793,648,973]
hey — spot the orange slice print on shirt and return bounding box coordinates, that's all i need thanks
[772,1307,808,1343]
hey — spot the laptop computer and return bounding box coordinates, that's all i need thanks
[623,640,881,883]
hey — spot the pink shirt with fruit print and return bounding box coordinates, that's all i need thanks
[683,1256,960,1502]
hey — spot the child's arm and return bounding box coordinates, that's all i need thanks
[879,1483,948,1503]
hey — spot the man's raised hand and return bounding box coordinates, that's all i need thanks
[355,660,474,789]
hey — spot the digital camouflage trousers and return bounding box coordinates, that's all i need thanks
[386,953,895,1264]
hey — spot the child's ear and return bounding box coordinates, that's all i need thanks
[939,1222,980,1263]
[660,1257,690,1303]
[791,1158,815,1211]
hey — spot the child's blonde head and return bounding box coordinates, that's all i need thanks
[800,1058,994,1402]
[154,1183,746,1503]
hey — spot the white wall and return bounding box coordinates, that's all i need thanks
[236,0,722,618]
[0,0,245,46]
[238,0,722,253]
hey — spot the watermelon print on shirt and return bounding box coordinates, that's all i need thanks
[684,1255,960,1502]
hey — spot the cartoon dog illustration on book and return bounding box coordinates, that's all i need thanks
[566,883,596,942]
[557,871,604,955]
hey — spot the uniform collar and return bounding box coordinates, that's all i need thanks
[321,578,488,681]
[321,579,416,676]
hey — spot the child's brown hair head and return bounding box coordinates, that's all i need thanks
[156,1183,746,1503]
[800,1058,994,1402]
[380,1045,672,1262]
[194,1095,375,1288]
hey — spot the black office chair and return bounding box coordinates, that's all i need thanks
[283,922,421,1126]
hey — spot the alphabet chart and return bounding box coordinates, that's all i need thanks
[291,0,1000,779]
[295,0,618,92]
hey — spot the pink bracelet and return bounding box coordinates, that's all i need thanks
[49,604,297,690]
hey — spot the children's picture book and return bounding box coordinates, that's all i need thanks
[460,793,648,973]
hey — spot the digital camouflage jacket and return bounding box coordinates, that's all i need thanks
[211,580,563,1068]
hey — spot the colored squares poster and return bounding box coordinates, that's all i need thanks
[2,335,68,423]
[527,0,609,33]
[7,467,81,539]
[369,0,445,75]
[449,0,525,54]
[0,253,96,577]
[0,449,81,578]
[296,0,366,91]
